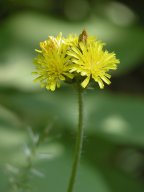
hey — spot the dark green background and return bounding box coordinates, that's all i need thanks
[0,0,144,191]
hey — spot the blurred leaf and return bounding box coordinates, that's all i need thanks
[0,105,22,128]
[30,148,110,192]
[82,134,144,192]
[85,91,144,146]
[0,121,144,192]
[0,89,144,191]
[0,89,144,147]
[0,12,143,91]
[111,27,144,74]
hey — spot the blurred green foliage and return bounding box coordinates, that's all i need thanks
[0,0,144,191]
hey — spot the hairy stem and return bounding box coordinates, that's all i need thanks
[67,85,84,192]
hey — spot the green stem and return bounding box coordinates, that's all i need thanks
[67,85,84,192]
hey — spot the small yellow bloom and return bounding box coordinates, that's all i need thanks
[33,33,73,91]
[33,31,120,91]
[67,30,120,89]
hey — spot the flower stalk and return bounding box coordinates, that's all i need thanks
[33,30,120,192]
[67,84,84,192]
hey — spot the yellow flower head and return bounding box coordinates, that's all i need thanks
[67,30,120,89]
[33,33,73,91]
[33,30,120,91]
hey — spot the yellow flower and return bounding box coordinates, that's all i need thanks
[67,31,120,89]
[33,33,73,91]
[33,30,120,91]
